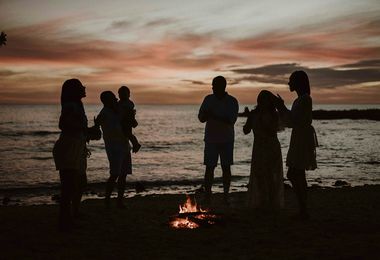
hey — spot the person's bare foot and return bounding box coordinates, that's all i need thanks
[132,143,141,153]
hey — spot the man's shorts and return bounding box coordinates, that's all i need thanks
[105,142,132,176]
[204,142,234,167]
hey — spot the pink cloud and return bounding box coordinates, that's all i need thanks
[1,15,379,104]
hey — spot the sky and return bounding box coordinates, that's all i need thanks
[0,0,379,105]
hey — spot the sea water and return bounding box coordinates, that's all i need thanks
[0,104,379,204]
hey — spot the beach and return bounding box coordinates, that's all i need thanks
[1,185,379,259]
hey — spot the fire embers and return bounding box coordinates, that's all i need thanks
[169,196,223,229]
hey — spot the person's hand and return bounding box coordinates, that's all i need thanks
[274,94,285,109]
[239,106,250,117]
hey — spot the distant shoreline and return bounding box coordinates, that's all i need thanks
[239,109,380,121]
[312,109,380,121]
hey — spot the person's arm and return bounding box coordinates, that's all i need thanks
[87,116,102,141]
[275,94,292,128]
[243,112,253,135]
[227,97,239,125]
[198,97,209,123]
[94,111,104,129]
[128,101,138,128]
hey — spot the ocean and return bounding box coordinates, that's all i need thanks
[0,104,379,205]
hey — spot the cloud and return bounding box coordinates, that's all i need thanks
[144,18,176,27]
[108,20,133,31]
[339,59,380,69]
[0,69,25,77]
[227,16,380,65]
[181,80,207,86]
[1,13,380,104]
[230,60,380,89]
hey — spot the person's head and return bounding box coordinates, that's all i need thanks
[256,90,276,112]
[61,78,86,104]
[212,76,227,97]
[288,70,310,95]
[100,91,117,108]
[118,86,130,100]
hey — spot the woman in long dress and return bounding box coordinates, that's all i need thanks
[244,90,284,210]
[276,70,318,219]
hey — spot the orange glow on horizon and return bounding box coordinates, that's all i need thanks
[1,1,379,104]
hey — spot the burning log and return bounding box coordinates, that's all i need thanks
[169,195,224,229]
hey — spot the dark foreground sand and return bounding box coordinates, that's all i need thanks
[0,185,379,259]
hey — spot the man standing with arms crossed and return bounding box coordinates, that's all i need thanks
[198,76,239,205]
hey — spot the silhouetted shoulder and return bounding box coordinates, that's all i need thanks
[228,94,238,104]
[299,94,312,102]
[296,94,312,109]
[203,94,214,101]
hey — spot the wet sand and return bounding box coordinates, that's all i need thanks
[0,185,379,259]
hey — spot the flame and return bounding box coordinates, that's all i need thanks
[170,218,199,229]
[170,195,209,229]
[179,196,206,214]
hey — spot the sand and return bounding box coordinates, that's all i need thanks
[0,185,379,259]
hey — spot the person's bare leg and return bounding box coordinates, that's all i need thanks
[105,175,117,208]
[288,167,309,219]
[287,168,301,214]
[297,169,309,218]
[72,172,86,217]
[59,169,75,230]
[221,165,231,204]
[117,174,127,208]
[72,188,83,218]
[204,166,215,203]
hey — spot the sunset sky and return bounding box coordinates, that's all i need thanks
[1,0,379,104]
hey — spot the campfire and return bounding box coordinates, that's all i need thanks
[169,195,222,229]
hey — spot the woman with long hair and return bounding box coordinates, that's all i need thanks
[53,79,89,230]
[276,71,318,220]
[244,90,284,210]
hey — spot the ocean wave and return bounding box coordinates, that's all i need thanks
[0,130,60,137]
[365,161,380,165]
[0,175,248,196]
[30,156,52,160]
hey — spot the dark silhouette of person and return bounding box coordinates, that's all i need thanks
[243,90,284,210]
[118,86,141,153]
[198,76,239,204]
[95,91,131,209]
[53,79,89,230]
[275,71,318,220]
